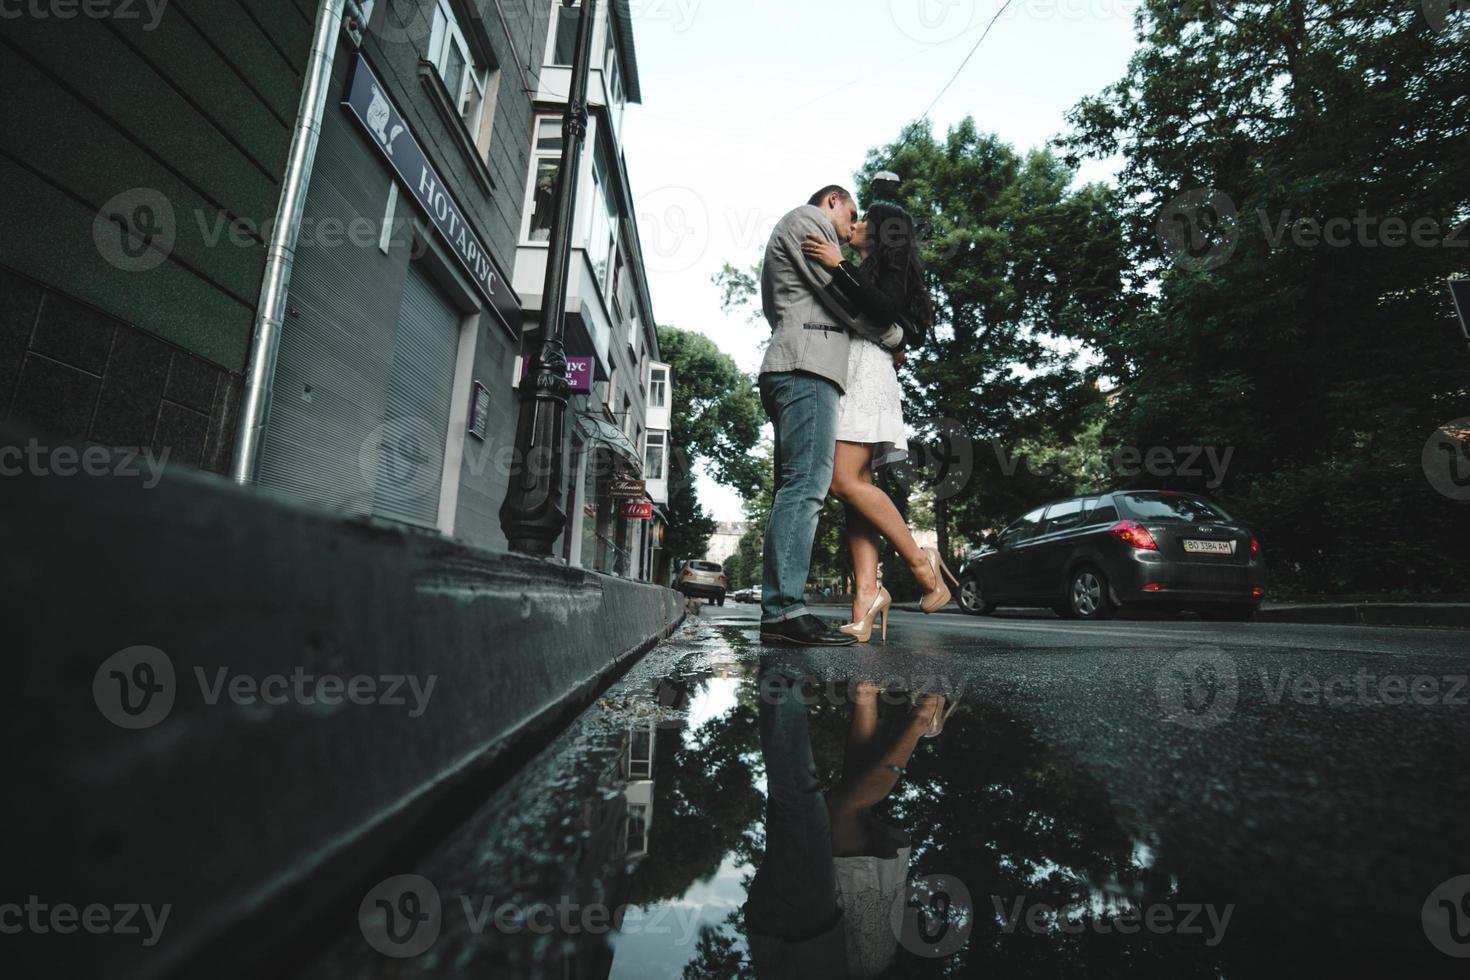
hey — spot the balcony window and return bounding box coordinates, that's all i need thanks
[604,23,624,108]
[525,118,562,242]
[644,431,666,481]
[588,154,617,294]
[648,365,668,410]
[428,0,488,135]
[551,1,581,66]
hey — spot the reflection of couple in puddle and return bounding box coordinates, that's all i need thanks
[744,660,956,978]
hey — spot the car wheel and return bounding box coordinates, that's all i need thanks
[1066,566,1116,621]
[957,576,993,615]
[716,594,725,606]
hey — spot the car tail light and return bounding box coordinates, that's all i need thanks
[1251,587,1265,598]
[1250,537,1261,555]
[1143,583,1164,592]
[1108,520,1158,550]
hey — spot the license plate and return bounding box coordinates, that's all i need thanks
[1183,539,1235,555]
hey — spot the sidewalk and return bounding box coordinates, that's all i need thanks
[3,424,684,980]
[808,598,1470,629]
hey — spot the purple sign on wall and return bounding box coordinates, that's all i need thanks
[520,355,593,392]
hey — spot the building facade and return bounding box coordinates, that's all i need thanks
[510,0,667,580]
[0,0,669,583]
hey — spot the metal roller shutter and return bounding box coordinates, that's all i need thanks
[369,263,460,528]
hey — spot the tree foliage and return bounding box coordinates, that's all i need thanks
[1058,0,1470,592]
[656,325,765,564]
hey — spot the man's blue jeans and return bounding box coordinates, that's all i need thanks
[759,371,840,624]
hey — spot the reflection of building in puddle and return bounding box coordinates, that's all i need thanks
[621,716,655,861]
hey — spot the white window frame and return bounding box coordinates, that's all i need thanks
[548,0,582,67]
[428,0,488,136]
[648,364,668,410]
[604,22,624,108]
[521,116,563,243]
[644,430,666,481]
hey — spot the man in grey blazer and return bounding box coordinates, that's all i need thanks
[758,185,905,646]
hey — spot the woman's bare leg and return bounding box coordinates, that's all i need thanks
[845,505,881,623]
[842,681,882,783]
[831,441,937,594]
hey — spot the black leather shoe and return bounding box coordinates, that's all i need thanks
[760,614,857,647]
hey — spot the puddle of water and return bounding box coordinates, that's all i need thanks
[299,620,1447,979]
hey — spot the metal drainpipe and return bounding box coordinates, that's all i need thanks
[231,0,347,484]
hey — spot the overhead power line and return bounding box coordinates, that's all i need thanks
[922,0,1023,120]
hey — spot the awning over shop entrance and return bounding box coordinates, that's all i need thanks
[574,412,642,472]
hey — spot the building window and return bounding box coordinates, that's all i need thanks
[622,396,633,440]
[648,365,668,410]
[604,22,624,108]
[606,367,617,412]
[644,430,666,480]
[551,0,581,66]
[428,0,488,135]
[588,153,618,295]
[525,117,562,242]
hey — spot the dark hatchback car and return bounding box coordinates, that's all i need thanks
[955,490,1267,621]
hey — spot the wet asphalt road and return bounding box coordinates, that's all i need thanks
[297,603,1470,979]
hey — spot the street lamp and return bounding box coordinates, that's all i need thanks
[500,0,598,555]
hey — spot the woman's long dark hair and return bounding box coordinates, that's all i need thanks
[860,202,932,334]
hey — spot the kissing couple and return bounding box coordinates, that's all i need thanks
[758,183,957,647]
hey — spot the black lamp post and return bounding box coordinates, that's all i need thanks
[500,0,598,555]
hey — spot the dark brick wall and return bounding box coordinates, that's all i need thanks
[0,264,242,473]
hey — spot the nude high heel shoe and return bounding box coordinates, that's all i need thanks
[839,587,891,643]
[919,547,959,613]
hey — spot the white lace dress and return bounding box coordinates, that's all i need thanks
[836,337,908,468]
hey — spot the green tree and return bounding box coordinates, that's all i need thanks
[853,120,1130,555]
[656,325,765,564]
[1059,0,1470,592]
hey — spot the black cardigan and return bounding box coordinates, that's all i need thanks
[827,260,926,349]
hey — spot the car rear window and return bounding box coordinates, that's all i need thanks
[689,561,723,572]
[1118,492,1231,523]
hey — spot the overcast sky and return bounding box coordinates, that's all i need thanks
[619,0,1142,520]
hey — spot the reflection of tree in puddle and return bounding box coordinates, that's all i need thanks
[624,649,1228,978]
[881,702,1227,979]
[624,665,764,909]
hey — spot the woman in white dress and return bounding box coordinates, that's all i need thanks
[802,203,957,641]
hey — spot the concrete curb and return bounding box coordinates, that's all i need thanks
[3,446,683,980]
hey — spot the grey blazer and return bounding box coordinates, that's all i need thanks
[758,205,904,393]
